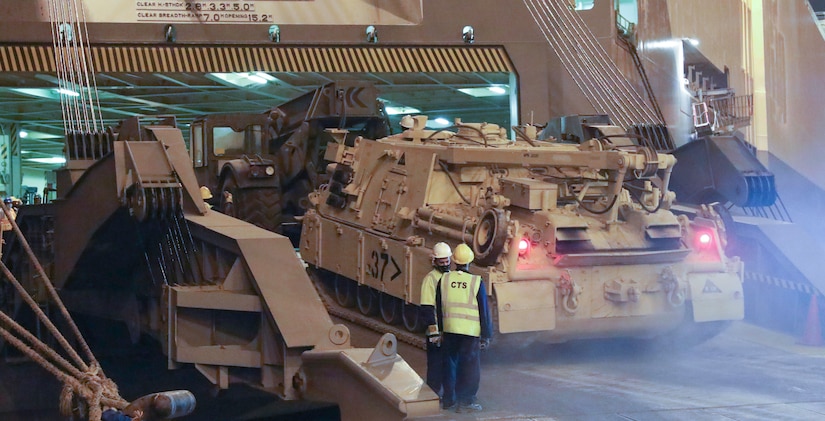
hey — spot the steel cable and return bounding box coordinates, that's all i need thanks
[525,0,623,123]
[532,0,634,126]
[522,0,607,116]
[541,0,660,124]
[562,0,656,122]
[542,0,649,125]
[523,0,664,128]
[0,200,93,369]
[532,0,639,126]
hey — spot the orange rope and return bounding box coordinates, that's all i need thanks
[0,200,96,368]
[0,259,87,370]
[0,202,128,420]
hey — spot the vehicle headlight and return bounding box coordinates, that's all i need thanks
[265,166,275,176]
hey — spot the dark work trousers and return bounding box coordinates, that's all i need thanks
[441,332,481,407]
[426,340,443,397]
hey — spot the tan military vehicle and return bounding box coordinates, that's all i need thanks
[301,115,744,344]
[189,81,389,243]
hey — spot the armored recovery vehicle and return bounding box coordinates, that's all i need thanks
[301,115,744,344]
[189,81,389,242]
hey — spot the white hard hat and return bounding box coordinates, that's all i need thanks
[432,242,452,259]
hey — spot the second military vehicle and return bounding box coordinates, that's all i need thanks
[189,81,389,242]
[300,115,744,344]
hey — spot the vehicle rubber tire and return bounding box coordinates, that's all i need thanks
[334,276,357,308]
[401,302,424,333]
[356,285,379,316]
[220,173,283,233]
[379,293,402,325]
[243,187,283,233]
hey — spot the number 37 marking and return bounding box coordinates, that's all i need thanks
[367,250,402,282]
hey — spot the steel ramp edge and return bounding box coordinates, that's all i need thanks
[301,336,441,420]
[732,215,825,294]
[183,211,439,419]
[184,209,333,348]
[53,154,122,287]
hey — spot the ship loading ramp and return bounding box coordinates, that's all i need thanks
[1,116,439,420]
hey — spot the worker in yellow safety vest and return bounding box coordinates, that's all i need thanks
[0,197,14,231]
[432,243,492,412]
[420,241,452,403]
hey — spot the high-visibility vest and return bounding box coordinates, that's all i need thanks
[420,269,443,306]
[440,271,481,336]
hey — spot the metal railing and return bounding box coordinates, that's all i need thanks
[707,94,753,131]
[616,11,636,41]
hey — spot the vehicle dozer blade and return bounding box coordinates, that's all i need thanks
[5,116,439,420]
[180,211,439,419]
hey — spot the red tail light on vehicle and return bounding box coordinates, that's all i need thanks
[518,238,530,256]
[695,230,714,250]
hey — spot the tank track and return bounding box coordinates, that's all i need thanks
[307,267,426,350]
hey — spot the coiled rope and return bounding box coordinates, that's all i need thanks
[0,0,128,419]
[0,200,129,420]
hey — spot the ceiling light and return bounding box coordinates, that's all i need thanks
[646,39,682,50]
[458,85,509,97]
[56,88,80,97]
[209,73,279,88]
[385,105,421,115]
[11,88,58,99]
[366,25,378,43]
[165,24,177,43]
[253,72,277,81]
[246,74,268,84]
[427,118,452,129]
[462,26,475,44]
[269,25,280,43]
[59,23,74,42]
[27,156,67,164]
[14,130,64,140]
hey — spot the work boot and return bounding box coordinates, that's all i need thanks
[441,400,456,411]
[456,402,482,412]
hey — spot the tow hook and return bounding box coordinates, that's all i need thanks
[660,266,685,307]
[558,271,582,313]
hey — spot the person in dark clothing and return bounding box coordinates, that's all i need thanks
[419,241,452,402]
[428,243,492,412]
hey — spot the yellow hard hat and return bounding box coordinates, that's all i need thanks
[200,186,213,200]
[453,243,475,265]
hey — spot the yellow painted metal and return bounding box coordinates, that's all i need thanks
[688,272,745,322]
[300,334,440,420]
[493,281,556,333]
[303,117,744,345]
